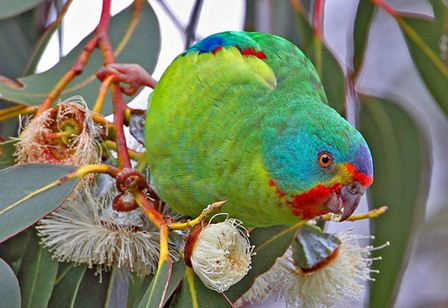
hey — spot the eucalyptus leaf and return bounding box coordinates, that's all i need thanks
[226,224,299,302]
[0,229,31,274]
[292,5,345,113]
[138,260,185,308]
[0,2,161,115]
[243,0,255,31]
[0,258,21,308]
[106,267,130,308]
[317,44,345,114]
[48,263,87,308]
[0,0,45,20]
[0,5,48,139]
[360,96,431,308]
[352,1,375,73]
[401,0,448,114]
[18,231,58,308]
[0,18,32,77]
[271,0,301,46]
[0,103,19,139]
[170,267,232,308]
[138,260,171,308]
[0,139,16,170]
[0,164,77,242]
[163,262,186,306]
[127,273,153,308]
[74,268,112,308]
[23,2,68,74]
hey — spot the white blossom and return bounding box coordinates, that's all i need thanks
[189,217,254,292]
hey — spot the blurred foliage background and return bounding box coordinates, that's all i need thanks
[0,0,446,307]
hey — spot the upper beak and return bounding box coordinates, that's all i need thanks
[324,181,366,221]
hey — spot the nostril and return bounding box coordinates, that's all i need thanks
[348,182,361,194]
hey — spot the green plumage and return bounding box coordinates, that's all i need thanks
[145,32,372,226]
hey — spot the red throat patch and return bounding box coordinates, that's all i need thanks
[269,179,339,219]
[288,184,340,219]
[268,163,372,220]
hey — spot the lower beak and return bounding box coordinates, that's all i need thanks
[325,181,366,221]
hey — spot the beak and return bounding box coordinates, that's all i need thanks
[324,181,366,221]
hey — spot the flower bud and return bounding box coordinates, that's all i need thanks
[185,217,254,293]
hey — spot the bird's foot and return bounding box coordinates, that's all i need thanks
[168,200,228,231]
[97,63,158,96]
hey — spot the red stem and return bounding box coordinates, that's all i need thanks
[312,0,325,38]
[36,36,98,115]
[111,84,131,168]
[371,0,398,17]
[95,0,131,168]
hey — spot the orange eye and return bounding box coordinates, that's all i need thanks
[318,152,333,168]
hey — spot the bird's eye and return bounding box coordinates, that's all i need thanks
[318,151,333,168]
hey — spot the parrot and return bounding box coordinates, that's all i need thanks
[145,32,373,227]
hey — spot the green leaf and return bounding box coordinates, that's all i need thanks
[138,260,185,308]
[0,5,48,138]
[0,18,32,77]
[18,231,58,308]
[162,262,186,306]
[359,96,431,308]
[74,268,112,308]
[138,260,171,308]
[127,273,153,308]
[271,0,301,46]
[0,140,16,170]
[0,0,45,20]
[170,267,232,308]
[48,263,87,308]
[226,224,299,302]
[0,258,21,308]
[0,164,77,242]
[23,4,68,74]
[0,2,161,114]
[352,1,375,73]
[316,43,345,113]
[292,5,345,113]
[400,0,448,114]
[243,0,255,31]
[107,267,137,308]
[0,229,31,274]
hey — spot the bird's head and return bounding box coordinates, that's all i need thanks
[264,100,373,221]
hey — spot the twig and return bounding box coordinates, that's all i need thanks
[93,74,116,113]
[311,0,324,38]
[320,206,388,222]
[36,35,99,115]
[95,0,142,169]
[156,0,203,43]
[0,105,37,122]
[133,190,167,229]
[156,0,186,36]
[168,200,227,231]
[103,139,144,162]
[184,0,204,48]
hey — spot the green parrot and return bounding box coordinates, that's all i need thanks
[145,32,373,227]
